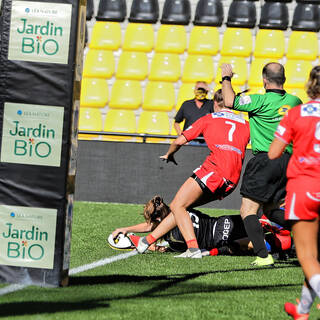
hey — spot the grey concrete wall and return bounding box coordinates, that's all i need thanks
[75,141,253,210]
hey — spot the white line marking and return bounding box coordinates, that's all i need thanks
[0,250,138,296]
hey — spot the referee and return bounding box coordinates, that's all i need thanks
[221,62,302,266]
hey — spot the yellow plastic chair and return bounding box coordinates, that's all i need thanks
[215,56,248,86]
[182,55,214,83]
[221,28,253,57]
[89,21,122,50]
[123,23,154,52]
[249,86,265,95]
[78,108,102,140]
[80,78,109,108]
[142,81,175,112]
[254,29,285,59]
[116,51,149,80]
[248,58,274,87]
[149,53,181,82]
[188,26,220,55]
[176,83,196,110]
[109,79,142,110]
[155,24,187,54]
[83,49,115,79]
[103,109,137,141]
[285,87,309,104]
[137,111,170,143]
[285,60,313,88]
[287,31,318,61]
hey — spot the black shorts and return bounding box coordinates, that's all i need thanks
[240,152,291,204]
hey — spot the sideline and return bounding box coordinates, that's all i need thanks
[0,250,138,297]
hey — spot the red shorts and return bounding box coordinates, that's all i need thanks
[285,180,320,221]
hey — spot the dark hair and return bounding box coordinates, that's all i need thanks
[214,89,224,108]
[262,62,286,86]
[143,196,170,231]
[306,65,320,99]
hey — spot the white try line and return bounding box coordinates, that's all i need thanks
[0,250,138,297]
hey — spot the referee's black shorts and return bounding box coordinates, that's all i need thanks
[240,152,291,204]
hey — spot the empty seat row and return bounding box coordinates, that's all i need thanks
[87,0,320,31]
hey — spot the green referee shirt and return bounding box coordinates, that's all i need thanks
[233,89,302,155]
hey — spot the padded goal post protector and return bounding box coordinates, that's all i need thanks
[0,0,85,286]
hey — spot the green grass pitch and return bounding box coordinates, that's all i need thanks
[0,201,318,320]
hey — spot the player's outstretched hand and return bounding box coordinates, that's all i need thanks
[159,154,178,165]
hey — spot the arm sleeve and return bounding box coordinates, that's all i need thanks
[182,116,204,141]
[233,94,262,113]
[274,111,294,145]
[174,103,185,123]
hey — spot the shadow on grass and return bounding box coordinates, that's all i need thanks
[0,300,109,318]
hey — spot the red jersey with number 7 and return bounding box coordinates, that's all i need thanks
[182,109,250,184]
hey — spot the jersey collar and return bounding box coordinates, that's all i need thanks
[266,89,286,95]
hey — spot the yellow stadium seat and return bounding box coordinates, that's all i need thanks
[287,31,318,61]
[137,111,170,143]
[221,28,252,57]
[155,24,187,54]
[215,56,248,86]
[188,26,220,55]
[123,23,154,52]
[149,53,181,82]
[254,29,285,59]
[103,109,137,141]
[80,78,109,108]
[142,82,175,112]
[285,60,313,88]
[109,79,142,110]
[285,87,309,104]
[249,86,265,94]
[176,83,196,110]
[78,108,102,140]
[89,22,122,50]
[116,51,149,80]
[248,58,274,87]
[182,55,214,83]
[83,49,115,79]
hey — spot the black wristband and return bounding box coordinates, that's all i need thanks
[220,76,231,84]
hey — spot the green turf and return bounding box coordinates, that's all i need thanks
[0,201,318,320]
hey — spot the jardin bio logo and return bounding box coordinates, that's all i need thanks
[1,102,64,167]
[8,1,72,64]
[0,205,57,269]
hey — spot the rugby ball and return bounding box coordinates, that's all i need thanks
[107,233,134,251]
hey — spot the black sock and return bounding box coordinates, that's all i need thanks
[266,208,291,230]
[243,215,268,258]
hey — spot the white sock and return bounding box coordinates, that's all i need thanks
[309,274,320,298]
[298,285,316,314]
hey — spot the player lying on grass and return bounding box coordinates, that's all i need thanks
[109,196,292,257]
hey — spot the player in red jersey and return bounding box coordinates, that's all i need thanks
[129,89,250,258]
[268,66,320,319]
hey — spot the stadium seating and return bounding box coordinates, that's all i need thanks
[155,24,187,54]
[160,0,191,25]
[78,108,103,140]
[176,83,196,110]
[89,21,122,50]
[116,51,149,80]
[259,1,289,30]
[291,3,320,32]
[221,27,253,57]
[122,23,154,52]
[103,109,137,141]
[182,54,215,83]
[137,111,170,143]
[285,60,313,88]
[226,0,256,28]
[149,53,181,82]
[285,87,309,104]
[109,79,142,110]
[128,0,159,24]
[248,58,274,87]
[142,81,176,112]
[80,78,109,108]
[83,49,115,78]
[287,31,318,61]
[96,0,127,22]
[188,26,220,55]
[193,0,224,26]
[253,29,285,59]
